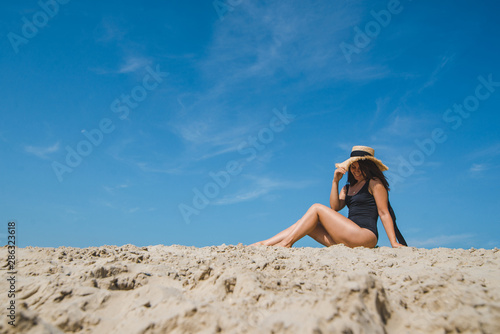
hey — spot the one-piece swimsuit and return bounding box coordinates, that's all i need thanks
[345,180,379,239]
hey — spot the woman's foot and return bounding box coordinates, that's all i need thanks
[276,238,293,248]
[249,241,266,247]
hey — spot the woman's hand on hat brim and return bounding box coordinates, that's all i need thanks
[333,167,347,183]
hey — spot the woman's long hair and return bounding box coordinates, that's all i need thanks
[347,159,390,190]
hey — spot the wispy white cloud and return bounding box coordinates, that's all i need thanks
[466,142,500,160]
[465,143,500,175]
[135,162,187,175]
[170,117,248,147]
[24,142,60,159]
[103,183,129,194]
[164,2,399,171]
[375,114,436,140]
[368,97,391,130]
[106,137,196,175]
[213,175,313,205]
[203,1,387,85]
[128,207,139,213]
[418,53,456,93]
[367,53,456,141]
[117,56,151,74]
[98,199,141,215]
[94,18,128,43]
[213,188,270,205]
[89,55,152,75]
[91,18,152,75]
[168,1,442,175]
[470,163,489,173]
[168,116,262,161]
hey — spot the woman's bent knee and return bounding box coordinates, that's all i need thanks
[310,203,328,211]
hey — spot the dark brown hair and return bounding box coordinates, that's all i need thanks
[347,159,390,190]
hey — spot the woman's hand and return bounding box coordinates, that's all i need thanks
[391,242,406,248]
[333,167,347,183]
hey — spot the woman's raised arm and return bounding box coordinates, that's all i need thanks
[330,168,347,211]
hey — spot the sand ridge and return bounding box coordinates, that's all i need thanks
[1,244,499,333]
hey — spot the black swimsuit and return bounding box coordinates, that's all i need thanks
[345,180,379,239]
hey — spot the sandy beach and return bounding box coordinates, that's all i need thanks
[1,244,499,333]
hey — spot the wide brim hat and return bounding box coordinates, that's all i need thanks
[335,146,388,172]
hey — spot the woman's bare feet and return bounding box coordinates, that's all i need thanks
[276,241,292,248]
[249,241,266,247]
[276,236,294,248]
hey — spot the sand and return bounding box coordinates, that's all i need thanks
[1,244,499,333]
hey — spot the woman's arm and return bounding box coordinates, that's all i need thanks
[330,168,347,211]
[370,179,405,248]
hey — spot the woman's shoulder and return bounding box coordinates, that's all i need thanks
[368,177,384,189]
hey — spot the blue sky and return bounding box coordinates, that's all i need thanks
[1,0,499,249]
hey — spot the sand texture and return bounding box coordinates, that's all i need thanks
[1,244,499,333]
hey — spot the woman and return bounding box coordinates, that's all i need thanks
[251,146,406,248]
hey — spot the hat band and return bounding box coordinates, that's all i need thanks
[350,150,372,158]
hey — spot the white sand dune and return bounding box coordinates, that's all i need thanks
[1,244,499,333]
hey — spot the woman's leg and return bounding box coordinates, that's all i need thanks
[277,203,377,248]
[251,220,336,247]
[250,221,300,246]
[307,223,336,247]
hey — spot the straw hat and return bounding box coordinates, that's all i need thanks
[335,146,388,172]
